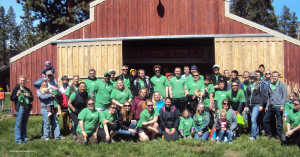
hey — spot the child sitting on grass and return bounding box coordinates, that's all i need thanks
[216,109,232,144]
[179,109,195,139]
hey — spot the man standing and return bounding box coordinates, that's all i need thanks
[150,65,168,98]
[132,69,153,97]
[84,69,100,98]
[169,67,187,113]
[211,64,227,91]
[264,71,287,139]
[181,65,191,79]
[186,65,204,85]
[116,65,131,90]
[259,64,265,80]
[95,71,114,114]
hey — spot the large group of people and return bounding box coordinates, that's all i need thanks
[10,61,300,148]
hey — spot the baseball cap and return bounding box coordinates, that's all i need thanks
[46,71,53,76]
[249,72,256,77]
[213,64,220,69]
[104,71,111,76]
[45,61,51,66]
[191,65,197,70]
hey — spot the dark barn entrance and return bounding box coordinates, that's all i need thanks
[123,38,215,76]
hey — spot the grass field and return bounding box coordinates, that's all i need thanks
[0,95,299,157]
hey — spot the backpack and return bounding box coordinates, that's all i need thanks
[162,106,175,114]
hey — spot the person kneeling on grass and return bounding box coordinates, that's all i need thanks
[137,99,160,142]
[216,109,232,144]
[97,103,119,143]
[281,98,300,148]
[194,103,210,141]
[76,99,99,144]
[179,109,195,139]
[117,101,137,141]
[159,97,180,141]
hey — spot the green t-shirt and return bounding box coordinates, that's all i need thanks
[122,75,131,90]
[186,79,204,96]
[99,110,117,129]
[226,90,245,111]
[242,81,250,92]
[65,86,78,97]
[137,108,160,127]
[178,117,195,136]
[214,90,227,110]
[95,80,114,108]
[69,92,77,101]
[138,79,145,88]
[150,75,168,98]
[84,78,100,95]
[284,101,294,116]
[110,88,133,104]
[76,108,101,135]
[186,75,204,86]
[270,81,279,92]
[110,79,117,87]
[198,84,215,107]
[169,76,186,98]
[286,110,300,130]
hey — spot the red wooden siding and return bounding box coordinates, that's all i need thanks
[284,41,300,88]
[58,0,264,40]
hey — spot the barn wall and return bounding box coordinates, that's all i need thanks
[215,37,284,81]
[10,45,57,115]
[59,0,264,40]
[57,41,122,83]
[284,41,300,90]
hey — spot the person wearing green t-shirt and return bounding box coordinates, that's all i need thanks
[76,99,100,144]
[193,103,210,141]
[95,71,114,114]
[84,69,100,99]
[284,92,296,121]
[137,99,160,142]
[65,75,79,98]
[186,65,204,86]
[241,71,250,92]
[97,103,119,142]
[109,69,117,86]
[185,71,204,115]
[214,81,227,113]
[111,79,133,109]
[169,67,187,113]
[179,109,195,138]
[150,65,168,98]
[281,99,300,147]
[116,65,131,90]
[226,81,245,114]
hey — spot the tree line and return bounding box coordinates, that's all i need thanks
[0,0,299,67]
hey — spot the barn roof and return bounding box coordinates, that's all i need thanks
[10,0,300,63]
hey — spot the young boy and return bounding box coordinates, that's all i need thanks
[214,81,227,113]
[0,88,5,111]
[41,61,55,78]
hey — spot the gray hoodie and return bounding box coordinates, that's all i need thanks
[267,81,287,108]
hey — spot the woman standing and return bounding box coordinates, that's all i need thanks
[132,88,149,120]
[245,72,264,141]
[76,99,100,144]
[111,79,133,109]
[37,80,63,140]
[97,103,119,143]
[137,99,160,141]
[117,101,137,140]
[68,82,89,140]
[11,76,34,144]
[159,97,179,141]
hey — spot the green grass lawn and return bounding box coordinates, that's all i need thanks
[0,94,11,117]
[0,95,299,157]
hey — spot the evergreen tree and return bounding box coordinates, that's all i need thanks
[17,0,93,40]
[288,12,298,39]
[278,5,299,39]
[230,0,278,30]
[0,6,8,67]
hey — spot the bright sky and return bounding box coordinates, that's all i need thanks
[0,0,299,25]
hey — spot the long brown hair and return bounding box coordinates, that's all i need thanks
[120,101,134,122]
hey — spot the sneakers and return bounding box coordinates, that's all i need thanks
[56,136,65,140]
[217,140,220,144]
[249,137,255,142]
[229,142,232,144]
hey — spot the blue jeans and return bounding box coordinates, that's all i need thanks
[14,106,30,143]
[117,122,137,136]
[263,106,283,137]
[250,105,260,138]
[194,131,210,141]
[218,130,232,142]
[41,108,62,139]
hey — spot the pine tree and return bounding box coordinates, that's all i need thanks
[0,6,8,67]
[230,0,278,30]
[288,12,298,39]
[278,5,299,39]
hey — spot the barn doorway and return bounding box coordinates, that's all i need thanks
[123,38,215,76]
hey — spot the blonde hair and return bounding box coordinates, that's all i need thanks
[139,88,149,98]
[220,109,227,117]
[196,103,204,116]
[151,91,162,109]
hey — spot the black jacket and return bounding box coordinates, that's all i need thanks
[211,73,228,90]
[131,78,153,97]
[118,111,135,130]
[10,84,34,112]
[159,106,180,130]
[245,82,264,107]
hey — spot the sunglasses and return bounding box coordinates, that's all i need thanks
[232,85,238,87]
[147,105,153,107]
[223,103,229,105]
[110,107,117,110]
[155,70,160,72]
[124,105,131,107]
[87,103,94,105]
[266,73,271,75]
[193,75,199,77]
[122,69,128,71]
